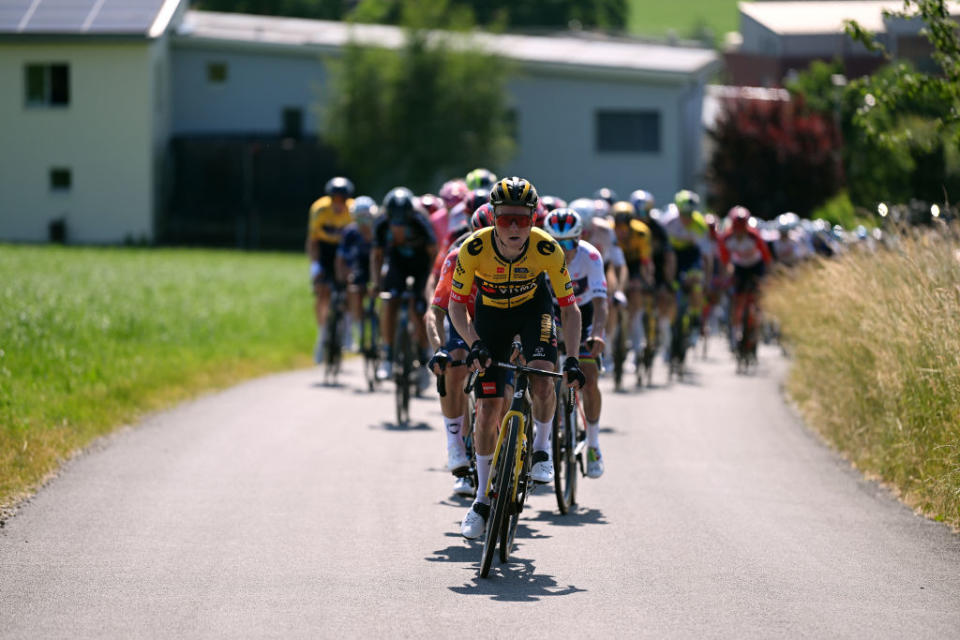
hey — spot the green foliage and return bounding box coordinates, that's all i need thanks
[196,0,627,30]
[707,96,843,218]
[785,59,845,114]
[324,0,513,194]
[627,0,739,46]
[0,246,312,510]
[808,190,877,229]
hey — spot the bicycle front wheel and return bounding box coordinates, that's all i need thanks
[553,390,576,514]
[480,415,518,578]
[501,414,531,563]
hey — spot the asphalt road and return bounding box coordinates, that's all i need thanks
[2,342,959,638]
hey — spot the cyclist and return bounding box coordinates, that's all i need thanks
[630,189,676,354]
[465,168,497,191]
[449,177,584,539]
[611,201,654,366]
[539,195,568,213]
[336,195,378,351]
[307,176,355,363]
[543,209,608,478]
[372,187,438,384]
[772,212,811,267]
[426,206,495,498]
[593,187,618,207]
[434,179,469,249]
[717,206,772,350]
[661,189,713,349]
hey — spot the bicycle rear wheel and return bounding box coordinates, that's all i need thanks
[480,416,518,578]
[394,311,411,425]
[612,315,627,391]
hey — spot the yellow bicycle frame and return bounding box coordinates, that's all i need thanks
[483,408,528,505]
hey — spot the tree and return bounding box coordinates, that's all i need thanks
[706,94,842,219]
[323,0,514,195]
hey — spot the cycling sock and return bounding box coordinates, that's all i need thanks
[533,418,552,453]
[659,317,671,351]
[587,419,600,449]
[630,313,644,351]
[444,416,464,448]
[475,453,493,504]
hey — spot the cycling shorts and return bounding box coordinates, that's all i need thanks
[315,241,339,286]
[733,262,765,295]
[382,258,430,314]
[473,284,557,399]
[444,317,469,354]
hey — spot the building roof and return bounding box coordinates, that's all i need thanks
[177,10,719,79]
[0,0,181,37]
[739,0,960,36]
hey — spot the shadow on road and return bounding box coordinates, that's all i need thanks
[372,421,433,431]
[531,507,608,527]
[309,381,347,390]
[449,554,587,601]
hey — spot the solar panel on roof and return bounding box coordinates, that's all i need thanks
[2,0,172,34]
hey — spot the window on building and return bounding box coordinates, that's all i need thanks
[596,110,660,153]
[50,168,72,191]
[282,107,303,139]
[25,63,70,107]
[207,62,228,84]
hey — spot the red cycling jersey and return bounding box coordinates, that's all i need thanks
[431,244,476,316]
[717,227,772,268]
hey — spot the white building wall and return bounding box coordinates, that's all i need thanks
[0,42,155,243]
[170,44,328,135]
[504,69,685,206]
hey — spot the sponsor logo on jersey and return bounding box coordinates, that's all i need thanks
[482,382,498,395]
[540,314,553,343]
[467,237,483,256]
[496,267,505,273]
[532,346,548,360]
[452,279,463,289]
[514,267,529,274]
[455,263,466,276]
[537,240,556,256]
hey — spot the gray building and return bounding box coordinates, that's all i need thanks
[1,1,720,245]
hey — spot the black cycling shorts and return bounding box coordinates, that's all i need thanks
[382,257,430,313]
[315,241,339,286]
[472,284,558,398]
[733,262,765,294]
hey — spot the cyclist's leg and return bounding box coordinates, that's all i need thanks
[441,320,470,475]
[519,291,560,482]
[377,264,402,377]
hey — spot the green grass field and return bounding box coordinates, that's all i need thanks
[765,231,960,529]
[0,246,313,514]
[628,0,741,45]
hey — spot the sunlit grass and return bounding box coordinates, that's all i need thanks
[0,245,313,513]
[627,0,739,45]
[765,230,960,528]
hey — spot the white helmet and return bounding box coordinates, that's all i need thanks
[569,198,596,227]
[543,208,583,241]
[351,195,378,224]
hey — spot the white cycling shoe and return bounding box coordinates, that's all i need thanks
[529,450,554,484]
[447,445,470,476]
[587,447,605,479]
[461,502,489,539]
[453,476,476,498]
[377,360,393,380]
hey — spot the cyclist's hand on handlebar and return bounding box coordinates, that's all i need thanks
[586,336,605,358]
[563,356,586,390]
[466,340,492,372]
[428,349,450,376]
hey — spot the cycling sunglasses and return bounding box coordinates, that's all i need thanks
[494,213,533,229]
[557,238,578,250]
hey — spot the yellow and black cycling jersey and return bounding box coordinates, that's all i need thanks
[450,227,576,310]
[619,219,653,266]
[308,195,355,245]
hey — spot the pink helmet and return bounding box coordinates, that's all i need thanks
[438,179,468,210]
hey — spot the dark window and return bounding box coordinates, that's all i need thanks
[282,107,303,139]
[25,63,69,107]
[596,110,660,153]
[50,168,71,191]
[207,62,228,84]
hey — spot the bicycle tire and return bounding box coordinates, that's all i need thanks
[501,413,532,563]
[394,306,411,425]
[612,319,627,391]
[480,415,518,578]
[552,387,577,514]
[324,296,343,382]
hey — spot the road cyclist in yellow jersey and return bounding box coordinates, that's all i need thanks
[610,201,655,385]
[448,177,584,539]
[306,176,355,364]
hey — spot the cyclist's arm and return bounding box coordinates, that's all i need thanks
[426,305,446,352]
[449,244,479,347]
[590,297,607,342]
[449,300,478,347]
[370,247,384,289]
[559,304,583,364]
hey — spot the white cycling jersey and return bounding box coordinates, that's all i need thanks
[582,218,625,268]
[566,240,607,307]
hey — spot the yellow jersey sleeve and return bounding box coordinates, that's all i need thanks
[308,196,354,244]
[449,231,480,304]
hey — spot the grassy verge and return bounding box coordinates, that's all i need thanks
[0,245,313,515]
[627,0,739,45]
[765,232,960,528]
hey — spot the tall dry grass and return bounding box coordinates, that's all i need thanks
[765,230,960,528]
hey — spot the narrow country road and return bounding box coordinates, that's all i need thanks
[2,342,958,638]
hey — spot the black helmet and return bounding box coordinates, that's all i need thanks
[382,186,416,219]
[325,176,355,198]
[464,188,489,214]
[489,177,539,210]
